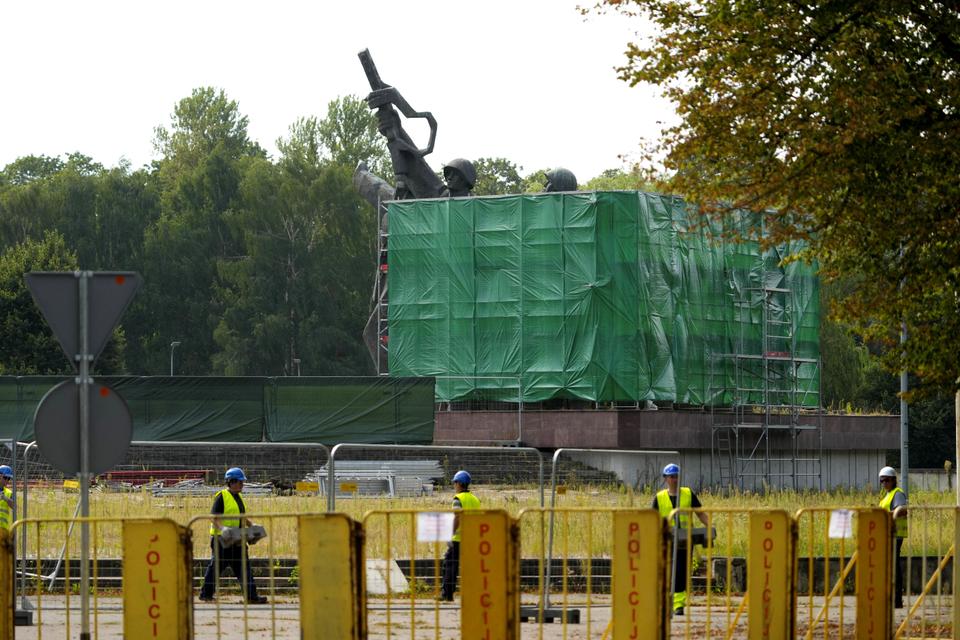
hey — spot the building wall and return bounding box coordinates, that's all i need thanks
[565,448,890,492]
[436,408,899,490]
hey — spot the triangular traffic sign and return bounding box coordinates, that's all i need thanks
[25,271,141,369]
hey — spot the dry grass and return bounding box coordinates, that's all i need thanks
[16,484,957,560]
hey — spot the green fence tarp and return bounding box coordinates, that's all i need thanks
[0,376,436,443]
[387,191,819,404]
[265,376,435,444]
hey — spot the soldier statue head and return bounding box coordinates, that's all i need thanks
[544,167,578,192]
[442,158,476,197]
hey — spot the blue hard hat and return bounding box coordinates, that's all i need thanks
[224,467,247,482]
[0,465,11,479]
[452,470,471,486]
[662,463,680,476]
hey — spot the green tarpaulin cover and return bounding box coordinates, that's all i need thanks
[0,376,435,443]
[387,191,819,405]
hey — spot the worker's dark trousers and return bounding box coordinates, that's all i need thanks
[199,537,259,600]
[441,541,460,600]
[671,543,691,610]
[894,537,905,608]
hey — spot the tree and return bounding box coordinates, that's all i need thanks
[128,88,262,374]
[0,232,126,374]
[0,232,78,374]
[212,104,378,376]
[472,158,525,196]
[314,95,389,175]
[1,155,64,186]
[600,1,960,393]
[153,87,264,172]
[584,167,656,192]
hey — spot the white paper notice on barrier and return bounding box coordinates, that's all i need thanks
[828,509,853,539]
[416,512,455,542]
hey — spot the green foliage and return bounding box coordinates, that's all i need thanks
[584,167,655,191]
[315,95,389,175]
[0,232,79,374]
[472,157,525,196]
[522,169,548,193]
[0,155,65,185]
[601,0,960,393]
[211,104,377,375]
[153,87,264,172]
[0,87,387,378]
[819,282,868,409]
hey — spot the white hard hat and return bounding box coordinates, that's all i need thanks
[878,466,897,479]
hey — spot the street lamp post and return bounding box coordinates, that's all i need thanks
[293,358,301,377]
[169,341,181,376]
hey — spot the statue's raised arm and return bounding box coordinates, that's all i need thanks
[356,49,444,200]
[354,49,477,374]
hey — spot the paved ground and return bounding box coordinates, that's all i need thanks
[10,594,953,638]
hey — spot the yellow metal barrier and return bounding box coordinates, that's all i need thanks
[358,508,522,639]
[888,505,955,640]
[611,510,668,640]
[794,507,899,639]
[298,514,365,639]
[460,511,520,639]
[513,507,672,639]
[185,511,368,640]
[12,517,194,640]
[665,508,793,640]
[0,528,12,640]
[5,504,953,639]
[123,519,193,639]
[747,510,795,639]
[856,508,892,639]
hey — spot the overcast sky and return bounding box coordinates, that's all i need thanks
[1,1,674,182]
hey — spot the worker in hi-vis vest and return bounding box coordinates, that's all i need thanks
[878,466,908,609]
[0,465,14,532]
[653,463,709,616]
[198,467,267,604]
[441,469,480,601]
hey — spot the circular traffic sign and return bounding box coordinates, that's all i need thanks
[33,380,133,476]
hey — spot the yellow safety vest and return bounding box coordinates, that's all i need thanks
[210,489,242,536]
[879,486,908,538]
[451,491,481,542]
[656,487,692,529]
[0,487,12,531]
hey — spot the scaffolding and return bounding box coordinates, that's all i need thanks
[711,274,823,491]
[375,197,389,375]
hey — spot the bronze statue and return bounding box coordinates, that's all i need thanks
[544,167,578,192]
[354,49,475,208]
[354,49,476,372]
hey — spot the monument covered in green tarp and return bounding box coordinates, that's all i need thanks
[387,191,819,405]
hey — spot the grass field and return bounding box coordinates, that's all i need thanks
[15,484,958,561]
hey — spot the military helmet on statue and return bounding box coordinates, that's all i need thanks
[544,167,578,192]
[442,158,477,189]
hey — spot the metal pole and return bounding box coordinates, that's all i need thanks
[516,376,523,445]
[900,321,909,497]
[543,449,562,610]
[669,468,682,617]
[8,439,18,611]
[955,389,959,507]
[169,341,180,377]
[78,271,91,640]
[19,441,37,611]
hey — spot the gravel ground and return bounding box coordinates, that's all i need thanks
[10,594,952,639]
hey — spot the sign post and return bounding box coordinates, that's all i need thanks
[26,271,140,640]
